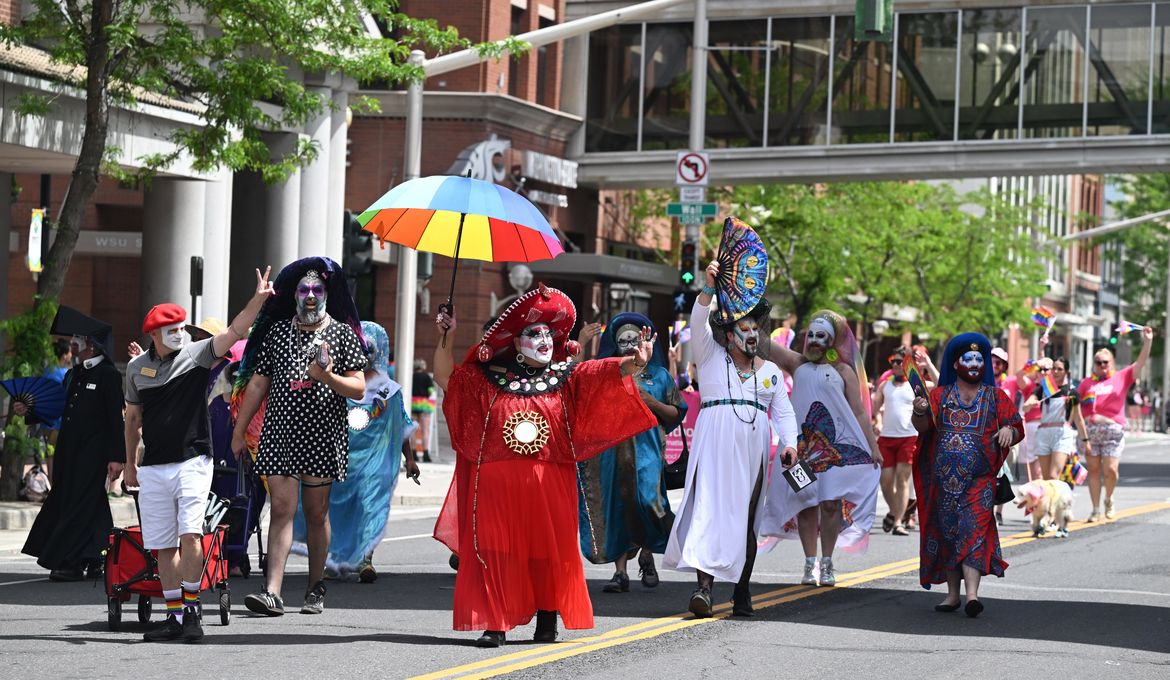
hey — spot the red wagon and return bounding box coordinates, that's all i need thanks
[103,523,231,631]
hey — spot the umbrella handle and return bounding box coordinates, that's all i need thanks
[438,301,454,348]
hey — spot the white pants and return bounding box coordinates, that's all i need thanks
[137,456,213,550]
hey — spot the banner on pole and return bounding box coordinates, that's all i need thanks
[27,208,44,273]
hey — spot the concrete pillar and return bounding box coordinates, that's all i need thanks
[141,178,207,324]
[299,87,332,258]
[325,89,349,264]
[264,132,301,267]
[561,35,589,158]
[0,173,11,356]
[200,169,233,321]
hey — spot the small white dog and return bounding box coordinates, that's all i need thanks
[1015,480,1074,538]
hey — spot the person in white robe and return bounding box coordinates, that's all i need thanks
[663,261,798,618]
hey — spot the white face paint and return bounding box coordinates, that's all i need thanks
[160,322,189,351]
[730,318,760,356]
[615,326,642,356]
[803,318,836,362]
[956,350,985,383]
[517,323,554,366]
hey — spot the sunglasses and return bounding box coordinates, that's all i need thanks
[1095,359,1111,365]
[890,359,903,365]
[1037,368,1049,373]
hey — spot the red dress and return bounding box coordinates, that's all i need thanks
[434,358,656,632]
[913,384,1023,588]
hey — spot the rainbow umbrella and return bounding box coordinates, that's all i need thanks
[357,175,563,342]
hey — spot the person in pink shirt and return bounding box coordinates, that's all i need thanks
[1077,326,1154,522]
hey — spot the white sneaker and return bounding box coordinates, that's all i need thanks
[800,557,817,586]
[1086,509,1100,523]
[1104,497,1115,520]
[819,556,836,587]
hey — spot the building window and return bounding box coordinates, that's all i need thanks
[509,7,524,97]
[537,17,553,106]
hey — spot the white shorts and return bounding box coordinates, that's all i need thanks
[1019,420,1041,463]
[1031,425,1078,457]
[137,456,213,550]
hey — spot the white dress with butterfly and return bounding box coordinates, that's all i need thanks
[663,300,799,583]
[758,362,880,554]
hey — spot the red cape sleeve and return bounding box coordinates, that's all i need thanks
[441,365,488,461]
[565,357,657,461]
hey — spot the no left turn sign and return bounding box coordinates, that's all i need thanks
[675,151,709,186]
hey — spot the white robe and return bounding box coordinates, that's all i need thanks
[663,300,798,582]
[759,362,880,554]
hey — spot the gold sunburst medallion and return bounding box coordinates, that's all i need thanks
[502,411,550,456]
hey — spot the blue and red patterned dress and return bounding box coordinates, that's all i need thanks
[913,383,1023,588]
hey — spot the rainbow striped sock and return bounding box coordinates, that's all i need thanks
[163,588,183,623]
[181,580,200,608]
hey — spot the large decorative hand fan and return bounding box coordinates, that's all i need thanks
[714,216,769,326]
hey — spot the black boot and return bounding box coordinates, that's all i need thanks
[476,630,506,647]
[534,610,558,642]
[731,583,754,617]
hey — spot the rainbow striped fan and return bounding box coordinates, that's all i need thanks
[714,216,769,326]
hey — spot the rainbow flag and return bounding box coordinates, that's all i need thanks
[1081,390,1097,408]
[771,327,794,348]
[1023,358,1039,374]
[1116,320,1144,335]
[1031,306,1056,329]
[1040,374,1058,399]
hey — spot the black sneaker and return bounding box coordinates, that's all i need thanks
[602,571,629,593]
[49,567,85,582]
[143,614,184,642]
[301,580,326,614]
[244,590,285,616]
[475,630,506,648]
[182,607,204,642]
[638,550,659,588]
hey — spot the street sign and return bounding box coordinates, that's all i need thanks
[679,186,705,203]
[666,202,718,220]
[675,151,710,186]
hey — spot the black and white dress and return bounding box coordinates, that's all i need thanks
[253,315,367,481]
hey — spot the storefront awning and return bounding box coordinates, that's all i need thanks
[528,253,678,293]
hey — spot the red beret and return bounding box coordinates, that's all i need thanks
[142,303,187,334]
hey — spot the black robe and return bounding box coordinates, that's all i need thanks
[22,359,125,569]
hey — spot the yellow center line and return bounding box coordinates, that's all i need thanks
[411,501,1170,680]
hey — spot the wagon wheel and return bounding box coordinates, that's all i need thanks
[137,595,151,623]
[219,588,231,626]
[107,597,122,631]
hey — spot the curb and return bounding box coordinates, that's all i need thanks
[0,497,138,531]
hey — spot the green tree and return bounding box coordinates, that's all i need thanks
[0,0,517,306]
[1107,174,1170,338]
[0,303,58,500]
[727,180,1048,361]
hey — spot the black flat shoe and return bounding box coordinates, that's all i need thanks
[689,587,713,618]
[731,585,754,617]
[602,571,630,593]
[475,631,506,648]
[965,599,984,618]
[49,568,84,582]
[934,601,961,612]
[882,513,895,533]
[533,610,558,642]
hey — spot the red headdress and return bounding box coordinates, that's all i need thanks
[465,283,579,365]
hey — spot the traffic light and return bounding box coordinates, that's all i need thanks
[343,210,373,278]
[856,0,893,42]
[679,239,698,286]
[1109,335,1119,346]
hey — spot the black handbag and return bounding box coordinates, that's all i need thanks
[993,472,1015,505]
[663,427,689,490]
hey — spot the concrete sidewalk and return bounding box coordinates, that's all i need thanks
[0,462,453,534]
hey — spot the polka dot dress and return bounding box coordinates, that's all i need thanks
[253,316,367,481]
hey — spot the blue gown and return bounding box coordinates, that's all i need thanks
[577,362,686,563]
